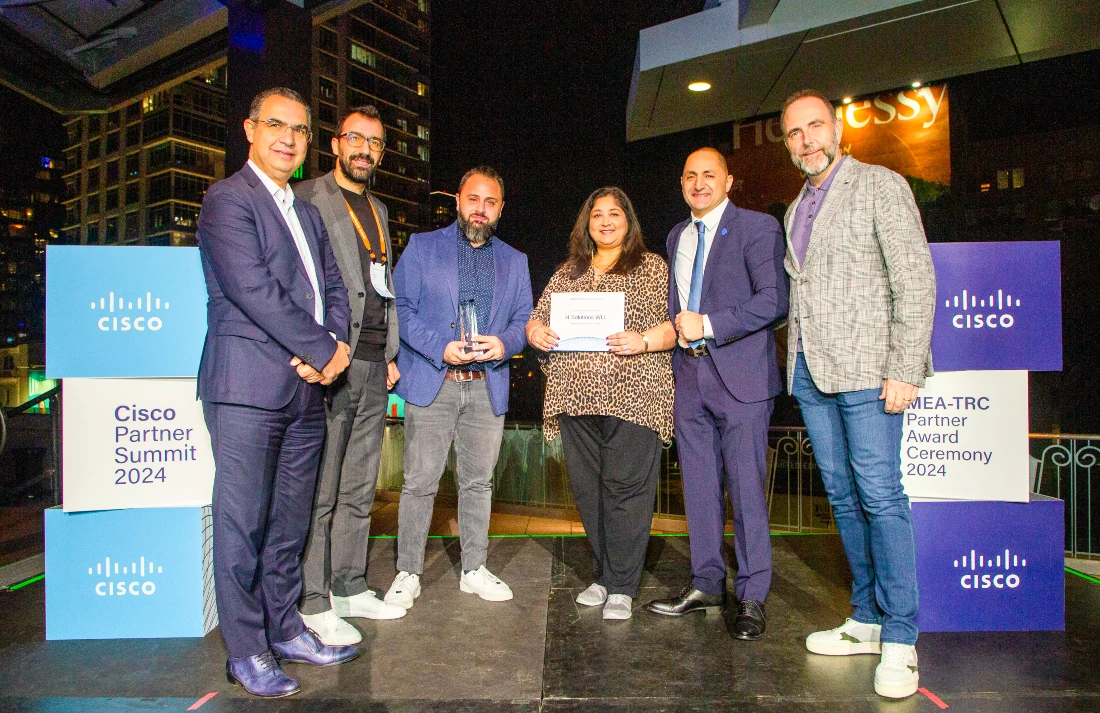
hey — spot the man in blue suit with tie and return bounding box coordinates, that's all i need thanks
[646,149,788,641]
[197,87,358,698]
[382,166,532,608]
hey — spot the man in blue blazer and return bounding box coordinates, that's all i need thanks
[646,149,788,641]
[197,87,357,698]
[383,166,532,608]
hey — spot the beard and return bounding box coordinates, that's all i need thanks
[338,151,376,185]
[458,211,498,244]
[790,131,840,177]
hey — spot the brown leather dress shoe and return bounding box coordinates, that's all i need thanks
[646,586,726,616]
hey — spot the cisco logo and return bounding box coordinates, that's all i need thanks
[88,555,163,596]
[947,289,1020,330]
[91,291,170,332]
[954,548,1026,590]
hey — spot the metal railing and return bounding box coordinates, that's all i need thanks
[1030,434,1100,558]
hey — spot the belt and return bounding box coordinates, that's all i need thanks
[445,369,486,382]
[683,344,709,358]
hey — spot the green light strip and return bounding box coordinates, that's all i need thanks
[1065,567,1100,585]
[8,574,44,591]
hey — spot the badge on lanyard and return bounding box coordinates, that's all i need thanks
[344,195,394,299]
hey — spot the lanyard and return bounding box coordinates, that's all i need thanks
[343,195,387,264]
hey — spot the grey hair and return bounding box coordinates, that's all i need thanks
[248,87,311,128]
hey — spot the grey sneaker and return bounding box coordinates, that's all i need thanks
[576,583,608,607]
[602,594,633,620]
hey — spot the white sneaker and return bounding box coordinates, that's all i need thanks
[384,572,421,609]
[300,610,362,646]
[874,643,919,699]
[459,565,513,602]
[576,583,608,607]
[806,618,882,656]
[602,594,632,620]
[331,589,407,620]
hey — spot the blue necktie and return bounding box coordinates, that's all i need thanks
[687,220,706,347]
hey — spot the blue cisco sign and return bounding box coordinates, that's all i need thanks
[45,506,217,640]
[912,495,1064,632]
[46,246,207,378]
[929,241,1062,372]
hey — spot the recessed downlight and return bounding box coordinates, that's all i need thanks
[688,81,712,92]
[842,96,853,104]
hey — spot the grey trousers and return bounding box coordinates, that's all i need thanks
[397,378,504,574]
[299,358,389,615]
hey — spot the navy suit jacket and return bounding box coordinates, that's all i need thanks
[393,222,533,416]
[667,201,789,403]
[196,165,351,410]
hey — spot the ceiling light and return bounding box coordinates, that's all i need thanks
[912,81,922,88]
[688,81,712,92]
[842,96,853,104]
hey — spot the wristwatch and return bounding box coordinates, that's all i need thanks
[642,335,649,352]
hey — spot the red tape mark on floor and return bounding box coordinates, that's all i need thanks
[919,687,949,709]
[187,692,218,710]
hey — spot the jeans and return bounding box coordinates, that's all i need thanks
[791,354,919,645]
[396,378,504,574]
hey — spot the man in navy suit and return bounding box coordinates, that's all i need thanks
[646,148,788,641]
[382,166,532,609]
[197,87,357,698]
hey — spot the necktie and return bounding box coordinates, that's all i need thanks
[687,220,706,347]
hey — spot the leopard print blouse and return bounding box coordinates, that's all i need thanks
[531,252,674,442]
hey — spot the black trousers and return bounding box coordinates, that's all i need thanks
[558,414,661,598]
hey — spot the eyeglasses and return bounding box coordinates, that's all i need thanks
[250,117,312,142]
[337,132,386,152]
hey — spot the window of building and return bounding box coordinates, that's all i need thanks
[126,181,141,205]
[319,128,336,152]
[173,109,226,145]
[319,52,339,78]
[65,149,81,172]
[319,77,337,102]
[105,189,119,212]
[395,210,407,223]
[318,153,336,174]
[107,111,120,131]
[147,174,172,203]
[87,193,100,215]
[105,217,119,244]
[126,103,141,123]
[66,121,83,146]
[65,203,80,227]
[142,93,162,114]
[105,160,120,186]
[144,110,169,140]
[418,0,429,11]
[417,145,430,162]
[395,140,408,154]
[125,153,140,178]
[87,138,101,161]
[147,143,172,173]
[417,125,429,140]
[65,174,81,200]
[88,115,102,135]
[417,82,428,97]
[174,204,200,228]
[319,102,337,126]
[996,170,1010,190]
[147,204,171,231]
[395,117,408,133]
[350,43,377,68]
[1012,167,1025,189]
[318,25,338,53]
[125,211,140,241]
[125,123,141,147]
[87,222,99,244]
[175,174,209,203]
[86,167,100,192]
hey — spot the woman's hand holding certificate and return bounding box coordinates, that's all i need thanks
[549,292,626,352]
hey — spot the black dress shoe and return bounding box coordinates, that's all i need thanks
[646,586,726,616]
[733,599,766,640]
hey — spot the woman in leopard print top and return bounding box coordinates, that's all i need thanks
[526,187,676,620]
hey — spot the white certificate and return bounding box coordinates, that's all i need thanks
[549,292,625,351]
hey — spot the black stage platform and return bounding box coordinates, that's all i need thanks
[1,534,1098,711]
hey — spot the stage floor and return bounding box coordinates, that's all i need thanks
[1,534,1098,711]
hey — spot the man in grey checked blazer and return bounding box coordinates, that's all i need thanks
[780,89,935,701]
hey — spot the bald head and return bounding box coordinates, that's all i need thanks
[681,147,733,218]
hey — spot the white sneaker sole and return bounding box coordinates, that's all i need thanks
[333,604,407,620]
[806,638,882,656]
[874,675,919,699]
[459,581,514,602]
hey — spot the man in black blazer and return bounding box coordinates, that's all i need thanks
[646,149,788,641]
[197,87,356,698]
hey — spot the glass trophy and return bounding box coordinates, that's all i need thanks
[458,300,479,353]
